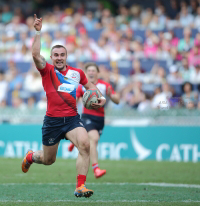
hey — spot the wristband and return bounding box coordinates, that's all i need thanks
[100,96,106,100]
[35,30,41,35]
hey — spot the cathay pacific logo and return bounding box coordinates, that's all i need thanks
[131,130,152,161]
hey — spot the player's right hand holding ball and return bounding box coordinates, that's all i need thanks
[91,96,106,110]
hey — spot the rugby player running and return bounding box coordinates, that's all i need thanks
[68,63,120,178]
[21,15,106,198]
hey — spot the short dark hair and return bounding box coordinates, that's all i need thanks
[84,62,99,72]
[51,45,67,55]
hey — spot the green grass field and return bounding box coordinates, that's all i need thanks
[0,158,200,206]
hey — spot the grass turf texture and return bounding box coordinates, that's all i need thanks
[0,158,200,206]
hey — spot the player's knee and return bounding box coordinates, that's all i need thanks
[91,137,98,145]
[79,137,90,153]
[83,139,90,153]
[88,132,99,145]
[85,140,90,152]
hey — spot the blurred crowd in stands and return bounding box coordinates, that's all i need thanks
[1,0,200,111]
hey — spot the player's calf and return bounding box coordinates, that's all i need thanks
[22,150,45,173]
[32,150,44,164]
[43,157,56,165]
[32,150,56,165]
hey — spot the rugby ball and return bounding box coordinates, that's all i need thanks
[82,89,100,109]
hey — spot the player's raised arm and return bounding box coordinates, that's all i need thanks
[32,14,46,70]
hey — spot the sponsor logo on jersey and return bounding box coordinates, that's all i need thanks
[59,87,71,92]
[58,83,75,93]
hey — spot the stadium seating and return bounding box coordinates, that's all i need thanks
[87,29,104,41]
[173,28,198,39]
[0,61,31,73]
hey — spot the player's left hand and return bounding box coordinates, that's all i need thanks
[91,97,106,110]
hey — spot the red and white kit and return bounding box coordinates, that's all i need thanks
[37,62,88,117]
[76,79,115,117]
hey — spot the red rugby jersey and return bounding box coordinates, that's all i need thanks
[37,62,88,117]
[76,79,115,117]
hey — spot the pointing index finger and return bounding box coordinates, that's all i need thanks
[34,14,37,20]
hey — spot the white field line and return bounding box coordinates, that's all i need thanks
[138,183,200,188]
[0,200,200,203]
[1,182,200,188]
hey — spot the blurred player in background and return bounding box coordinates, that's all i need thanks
[21,15,106,198]
[68,63,120,178]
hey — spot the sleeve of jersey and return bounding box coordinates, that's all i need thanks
[106,83,116,95]
[79,69,88,85]
[36,62,51,77]
[76,85,84,98]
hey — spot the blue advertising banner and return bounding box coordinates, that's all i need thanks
[0,125,200,162]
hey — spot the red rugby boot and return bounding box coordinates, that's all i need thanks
[94,168,106,178]
[22,150,33,173]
